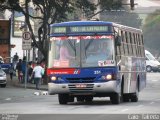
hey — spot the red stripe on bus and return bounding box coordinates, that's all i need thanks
[47,68,77,75]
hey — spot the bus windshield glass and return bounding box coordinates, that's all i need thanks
[48,35,115,68]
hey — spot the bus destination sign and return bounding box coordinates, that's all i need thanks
[70,26,108,33]
[51,26,109,34]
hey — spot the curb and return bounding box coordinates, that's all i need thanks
[13,84,48,91]
[7,75,48,91]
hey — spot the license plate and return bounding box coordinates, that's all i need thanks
[75,84,87,88]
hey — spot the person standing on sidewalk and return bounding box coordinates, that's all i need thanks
[12,53,19,70]
[32,62,43,90]
[9,64,14,81]
[28,62,33,83]
[16,59,23,83]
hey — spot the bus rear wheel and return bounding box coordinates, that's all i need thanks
[131,84,139,102]
[58,94,69,104]
[123,94,130,102]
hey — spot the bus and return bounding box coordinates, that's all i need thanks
[47,21,146,104]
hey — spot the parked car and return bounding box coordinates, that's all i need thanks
[145,50,160,72]
[0,63,11,74]
[0,68,7,88]
[0,57,12,74]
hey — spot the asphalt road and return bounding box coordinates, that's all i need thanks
[0,73,160,120]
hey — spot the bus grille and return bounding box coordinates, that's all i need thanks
[66,77,95,83]
[68,84,94,93]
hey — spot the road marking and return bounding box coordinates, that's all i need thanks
[5,98,11,101]
[121,109,129,112]
[150,102,155,104]
[137,105,144,108]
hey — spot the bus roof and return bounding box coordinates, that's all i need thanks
[50,21,142,33]
[50,21,113,27]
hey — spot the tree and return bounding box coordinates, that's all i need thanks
[101,11,142,29]
[143,10,160,55]
[0,0,123,61]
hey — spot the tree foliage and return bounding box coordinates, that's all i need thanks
[143,10,160,54]
[101,11,142,29]
[0,0,123,61]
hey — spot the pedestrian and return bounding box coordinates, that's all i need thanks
[32,62,43,90]
[28,62,33,83]
[9,64,14,81]
[12,53,19,70]
[16,59,23,83]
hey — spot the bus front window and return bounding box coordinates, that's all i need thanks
[49,38,80,68]
[81,36,114,67]
[48,35,115,68]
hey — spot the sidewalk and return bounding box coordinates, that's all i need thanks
[7,75,48,91]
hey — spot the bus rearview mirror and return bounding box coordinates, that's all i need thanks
[115,36,121,46]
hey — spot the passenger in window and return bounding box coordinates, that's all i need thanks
[99,42,112,59]
[59,42,75,60]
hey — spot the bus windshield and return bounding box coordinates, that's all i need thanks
[48,35,115,68]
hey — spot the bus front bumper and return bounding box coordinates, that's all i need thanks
[48,81,119,95]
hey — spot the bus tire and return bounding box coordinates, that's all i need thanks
[85,96,93,102]
[77,96,84,102]
[123,94,130,102]
[110,93,120,104]
[0,84,6,88]
[131,83,139,102]
[58,94,69,104]
[68,96,74,102]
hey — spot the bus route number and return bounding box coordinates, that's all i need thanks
[94,71,101,74]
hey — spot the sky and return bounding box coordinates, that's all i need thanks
[134,0,160,13]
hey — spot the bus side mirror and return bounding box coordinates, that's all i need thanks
[115,36,121,46]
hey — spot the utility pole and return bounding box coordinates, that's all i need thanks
[122,0,137,10]
[20,0,32,89]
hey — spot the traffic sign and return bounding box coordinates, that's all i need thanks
[22,31,32,50]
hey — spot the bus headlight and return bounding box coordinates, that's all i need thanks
[51,76,57,81]
[106,74,112,80]
[101,74,112,80]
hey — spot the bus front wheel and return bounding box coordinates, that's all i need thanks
[77,96,85,102]
[58,94,69,104]
[110,93,120,104]
[85,96,93,102]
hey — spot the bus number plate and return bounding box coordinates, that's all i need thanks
[75,84,87,88]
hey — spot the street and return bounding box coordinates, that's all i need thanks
[0,73,160,115]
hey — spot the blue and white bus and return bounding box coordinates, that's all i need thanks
[47,21,146,104]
